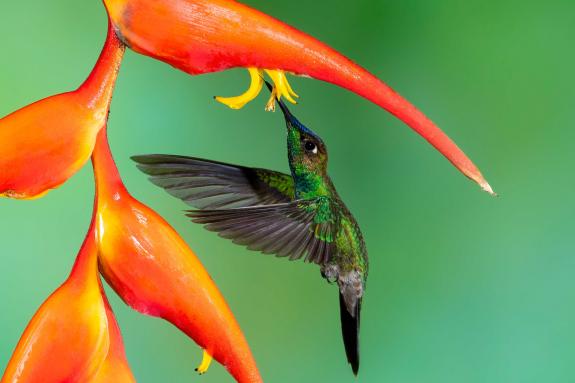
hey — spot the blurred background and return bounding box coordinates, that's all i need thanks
[1,0,574,382]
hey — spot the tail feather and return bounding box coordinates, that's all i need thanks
[339,292,361,376]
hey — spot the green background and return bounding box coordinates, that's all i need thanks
[1,0,574,382]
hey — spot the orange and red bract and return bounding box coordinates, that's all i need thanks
[92,128,262,383]
[1,218,134,383]
[0,21,124,200]
[91,291,137,383]
[103,0,493,194]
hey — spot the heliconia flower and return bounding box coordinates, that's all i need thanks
[92,128,262,383]
[91,292,137,383]
[0,21,125,200]
[102,0,493,194]
[1,218,134,383]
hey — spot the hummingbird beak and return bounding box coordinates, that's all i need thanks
[265,80,326,147]
[264,80,297,131]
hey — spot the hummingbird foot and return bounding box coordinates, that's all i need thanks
[194,350,213,375]
[214,68,298,111]
[321,264,339,284]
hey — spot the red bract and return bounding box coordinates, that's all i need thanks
[0,22,124,199]
[103,0,493,194]
[92,128,262,383]
[1,219,134,383]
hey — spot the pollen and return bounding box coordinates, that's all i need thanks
[195,350,213,375]
[215,68,298,111]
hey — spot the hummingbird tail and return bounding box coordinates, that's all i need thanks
[339,292,361,376]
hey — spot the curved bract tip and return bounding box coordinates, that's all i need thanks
[480,180,496,196]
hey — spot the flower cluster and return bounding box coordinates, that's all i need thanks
[0,20,261,383]
[1,1,491,382]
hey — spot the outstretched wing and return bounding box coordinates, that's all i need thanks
[187,199,338,265]
[132,154,294,209]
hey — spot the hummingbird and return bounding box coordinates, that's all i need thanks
[132,83,369,375]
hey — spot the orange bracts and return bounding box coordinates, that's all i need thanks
[91,293,137,383]
[103,0,493,194]
[0,21,124,200]
[1,218,134,383]
[92,128,262,383]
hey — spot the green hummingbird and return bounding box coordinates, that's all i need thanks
[132,84,369,375]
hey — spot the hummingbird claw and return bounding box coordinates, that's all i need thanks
[321,264,339,284]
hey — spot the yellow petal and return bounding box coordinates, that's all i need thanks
[215,68,264,109]
[265,70,298,104]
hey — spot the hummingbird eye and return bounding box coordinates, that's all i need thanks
[304,140,318,154]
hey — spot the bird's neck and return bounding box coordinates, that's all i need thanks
[291,165,334,200]
[286,130,333,199]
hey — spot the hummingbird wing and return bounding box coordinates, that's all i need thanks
[132,154,294,209]
[186,199,338,265]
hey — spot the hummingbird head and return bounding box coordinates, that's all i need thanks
[265,81,328,175]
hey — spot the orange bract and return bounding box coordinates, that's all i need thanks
[91,292,137,383]
[92,128,262,383]
[103,0,493,194]
[0,21,125,199]
[1,220,134,383]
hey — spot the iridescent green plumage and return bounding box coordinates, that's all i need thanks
[132,89,368,376]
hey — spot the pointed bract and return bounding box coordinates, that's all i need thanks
[0,21,124,199]
[1,219,134,383]
[103,0,493,193]
[92,129,262,383]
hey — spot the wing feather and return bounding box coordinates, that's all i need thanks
[186,200,336,264]
[133,154,295,209]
